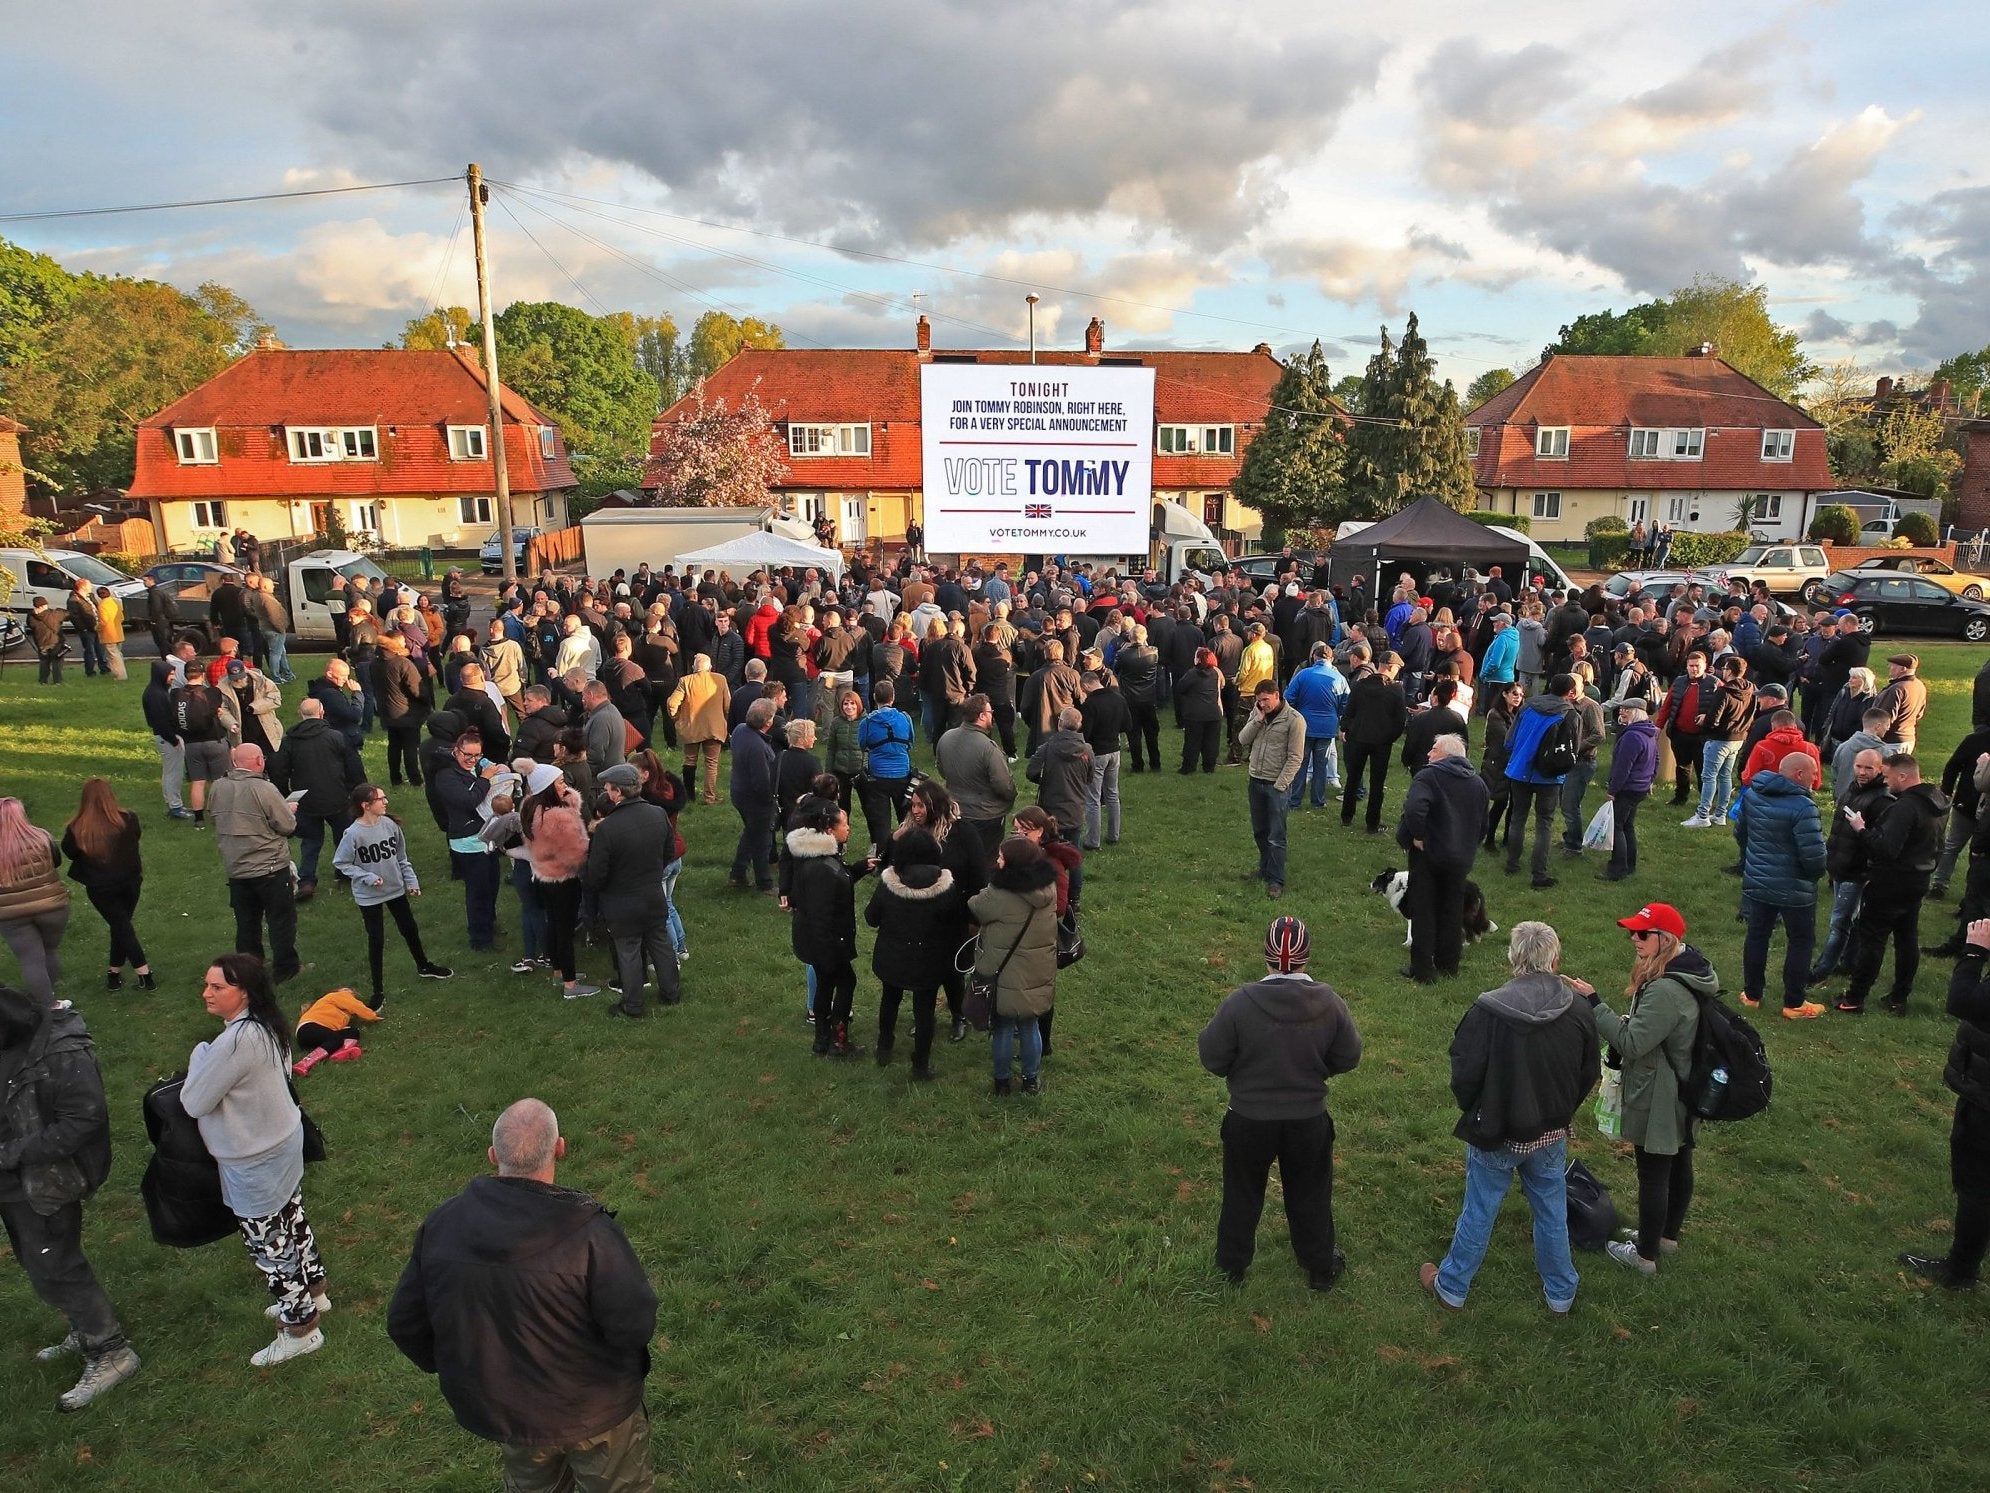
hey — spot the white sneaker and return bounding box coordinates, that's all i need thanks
[58,1345,140,1411]
[1680,813,1711,828]
[562,982,602,1000]
[1606,1239,1657,1276]
[250,1326,325,1367]
[265,1291,332,1320]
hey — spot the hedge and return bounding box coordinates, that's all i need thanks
[1809,504,1860,545]
[1666,530,1754,569]
[1898,511,1939,546]
[1465,511,1529,534]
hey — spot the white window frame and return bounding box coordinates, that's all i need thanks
[1761,429,1794,462]
[287,425,377,462]
[1666,496,1689,522]
[1465,428,1481,457]
[786,422,870,458]
[1627,428,1663,459]
[189,500,226,529]
[1156,424,1237,456]
[1754,494,1783,520]
[1627,496,1649,523]
[1532,491,1562,520]
[539,426,557,458]
[1669,427,1705,459]
[174,427,217,464]
[339,427,377,460]
[1535,426,1569,459]
[458,495,493,524]
[448,425,489,461]
[349,501,380,534]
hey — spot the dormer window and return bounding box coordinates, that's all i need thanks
[174,427,217,464]
[1535,426,1569,459]
[287,426,377,462]
[1761,429,1794,461]
[448,425,488,460]
[788,423,870,457]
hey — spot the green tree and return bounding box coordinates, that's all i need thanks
[1874,396,1962,505]
[604,311,683,408]
[1330,374,1365,415]
[1228,341,1347,533]
[397,306,475,351]
[1345,314,1477,516]
[1543,276,1813,398]
[493,300,656,491]
[685,311,784,385]
[1931,343,1990,412]
[3,271,262,495]
[644,386,788,508]
[1463,367,1516,410]
[0,237,78,366]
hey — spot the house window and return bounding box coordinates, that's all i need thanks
[1535,427,1569,459]
[539,426,557,458]
[1630,427,1705,459]
[459,496,493,524]
[1532,491,1562,520]
[174,427,217,464]
[339,427,377,459]
[1754,494,1783,520]
[448,425,488,460]
[288,426,376,461]
[1203,494,1223,527]
[1670,427,1704,458]
[1627,496,1649,524]
[787,423,870,457]
[1158,425,1236,456]
[190,500,226,529]
[1666,497,1689,522]
[1761,429,1794,461]
[1628,429,1663,458]
[1465,428,1481,457]
[350,502,379,534]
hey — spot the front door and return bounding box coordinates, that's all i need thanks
[840,496,867,545]
[310,501,334,538]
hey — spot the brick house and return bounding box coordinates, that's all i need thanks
[1465,353,1833,542]
[648,316,1284,553]
[129,347,576,555]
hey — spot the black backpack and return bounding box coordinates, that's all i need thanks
[1533,711,1582,778]
[1684,993,1772,1121]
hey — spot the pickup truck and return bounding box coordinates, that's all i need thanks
[1689,543,1834,600]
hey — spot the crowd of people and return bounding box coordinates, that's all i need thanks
[3,543,1987,1490]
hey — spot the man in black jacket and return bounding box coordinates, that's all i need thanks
[433,731,502,950]
[1396,734,1490,984]
[586,765,682,1018]
[1839,753,1948,1015]
[1421,922,1599,1313]
[388,1098,658,1488]
[1900,923,1990,1289]
[268,698,364,898]
[445,662,513,762]
[1812,747,1893,984]
[1027,706,1095,838]
[513,686,569,764]
[0,987,139,1411]
[1340,653,1409,833]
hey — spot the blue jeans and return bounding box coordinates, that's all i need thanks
[1742,895,1817,1010]
[510,859,546,959]
[294,812,348,886]
[1082,751,1121,848]
[451,849,501,949]
[1287,736,1340,808]
[662,857,686,956]
[1435,1139,1579,1311]
[1559,759,1596,847]
[1248,777,1292,887]
[1811,878,1862,979]
[77,631,108,676]
[991,1013,1043,1083]
[265,630,294,683]
[1697,739,1743,819]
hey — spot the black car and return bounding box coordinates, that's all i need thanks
[1229,550,1329,587]
[1815,570,1990,642]
[140,559,247,645]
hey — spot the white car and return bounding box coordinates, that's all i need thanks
[480,527,542,575]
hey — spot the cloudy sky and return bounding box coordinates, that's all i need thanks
[5,1,1985,389]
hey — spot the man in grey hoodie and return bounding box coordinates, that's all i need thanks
[1422,921,1599,1313]
[1198,917,1362,1291]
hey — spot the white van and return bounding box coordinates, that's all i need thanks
[0,547,150,625]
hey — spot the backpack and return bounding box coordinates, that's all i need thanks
[1684,993,1772,1121]
[1532,711,1582,778]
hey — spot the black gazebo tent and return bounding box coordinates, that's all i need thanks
[1332,496,1530,594]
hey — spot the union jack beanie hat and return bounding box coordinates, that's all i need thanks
[1264,916,1310,972]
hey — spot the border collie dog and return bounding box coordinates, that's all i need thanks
[1368,869,1497,947]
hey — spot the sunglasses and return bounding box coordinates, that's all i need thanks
[1628,928,1659,941]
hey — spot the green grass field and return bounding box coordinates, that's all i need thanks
[0,645,1984,1491]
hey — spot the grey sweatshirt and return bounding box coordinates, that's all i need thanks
[332,816,420,905]
[183,1017,299,1161]
[1198,973,1363,1120]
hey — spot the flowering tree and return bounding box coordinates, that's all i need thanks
[642,385,789,508]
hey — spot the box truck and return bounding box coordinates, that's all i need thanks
[578,506,818,578]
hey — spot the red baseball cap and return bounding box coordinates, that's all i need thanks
[1617,903,1686,937]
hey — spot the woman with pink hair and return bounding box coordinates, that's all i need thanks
[0,798,70,1003]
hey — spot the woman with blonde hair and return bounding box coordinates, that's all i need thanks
[1565,903,1713,1275]
[61,779,151,991]
[0,799,69,1003]
[1824,664,1879,756]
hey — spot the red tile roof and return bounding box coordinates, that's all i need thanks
[129,348,576,500]
[649,345,1284,491]
[1467,355,1832,493]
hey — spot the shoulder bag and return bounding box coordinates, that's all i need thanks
[958,911,1034,1033]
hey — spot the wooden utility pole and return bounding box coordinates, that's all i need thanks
[466,163,518,583]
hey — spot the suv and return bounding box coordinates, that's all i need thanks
[479,527,542,575]
[1689,543,1833,600]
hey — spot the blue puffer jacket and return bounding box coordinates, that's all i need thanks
[1734,768,1827,906]
[1283,662,1348,736]
[1503,695,1574,786]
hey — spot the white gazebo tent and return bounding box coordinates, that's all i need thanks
[674,531,847,578]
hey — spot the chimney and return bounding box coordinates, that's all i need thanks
[1085,317,1104,355]
[1876,376,1895,400]
[1687,341,1715,357]
[254,331,284,352]
[1931,377,1953,410]
[915,314,931,354]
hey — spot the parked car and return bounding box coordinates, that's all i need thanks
[479,526,542,575]
[1689,543,1834,599]
[141,559,247,645]
[1846,553,1990,600]
[0,547,150,628]
[1229,550,1328,586]
[1815,570,1990,642]
[1604,570,1796,618]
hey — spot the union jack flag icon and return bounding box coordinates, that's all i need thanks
[1024,503,1052,518]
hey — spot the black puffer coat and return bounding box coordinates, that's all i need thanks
[865,863,965,989]
[786,827,868,966]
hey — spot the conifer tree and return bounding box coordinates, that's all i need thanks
[1229,341,1346,533]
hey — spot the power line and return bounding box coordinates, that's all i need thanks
[0,176,461,224]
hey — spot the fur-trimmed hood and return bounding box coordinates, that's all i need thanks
[784,827,842,860]
[989,858,1058,896]
[880,864,954,899]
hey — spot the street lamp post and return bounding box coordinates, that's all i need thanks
[1026,294,1039,364]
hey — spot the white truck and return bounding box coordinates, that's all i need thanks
[577,505,818,578]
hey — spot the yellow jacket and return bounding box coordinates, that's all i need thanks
[97,593,125,644]
[296,988,382,1034]
[1238,639,1276,694]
